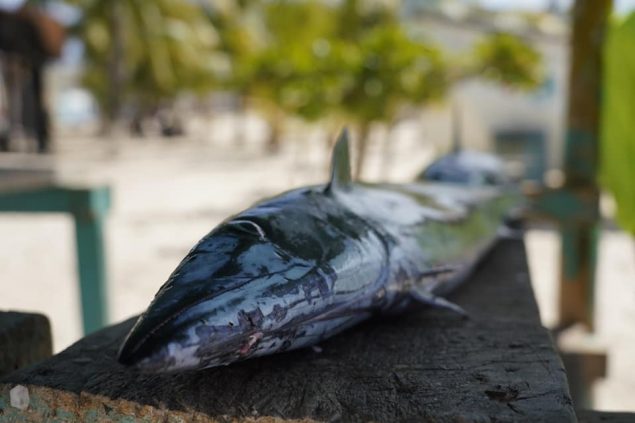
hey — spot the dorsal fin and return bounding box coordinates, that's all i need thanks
[325,128,352,194]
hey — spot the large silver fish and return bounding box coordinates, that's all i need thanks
[118,130,518,372]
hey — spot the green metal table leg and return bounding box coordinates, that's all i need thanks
[0,186,110,333]
[0,185,112,334]
[70,188,111,334]
[73,213,108,334]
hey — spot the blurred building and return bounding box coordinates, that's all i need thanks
[404,0,568,178]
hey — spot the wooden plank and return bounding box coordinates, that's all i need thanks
[0,311,52,378]
[577,410,635,423]
[0,239,576,422]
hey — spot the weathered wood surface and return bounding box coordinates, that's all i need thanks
[577,410,635,423]
[0,311,52,378]
[0,239,576,422]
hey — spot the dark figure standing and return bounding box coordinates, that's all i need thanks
[0,6,64,153]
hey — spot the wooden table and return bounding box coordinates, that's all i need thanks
[0,239,577,422]
[0,311,52,378]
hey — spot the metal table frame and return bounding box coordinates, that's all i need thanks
[0,186,111,334]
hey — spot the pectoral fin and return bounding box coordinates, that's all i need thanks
[410,285,468,318]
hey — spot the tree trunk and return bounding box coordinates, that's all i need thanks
[266,110,284,154]
[354,122,371,179]
[234,95,248,147]
[558,0,612,331]
[380,124,396,179]
[105,1,124,134]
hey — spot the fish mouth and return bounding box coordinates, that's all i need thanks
[117,307,269,372]
[117,265,307,369]
[117,279,251,369]
[118,326,258,372]
[117,316,186,368]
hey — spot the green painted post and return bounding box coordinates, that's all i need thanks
[558,0,612,331]
[71,188,111,334]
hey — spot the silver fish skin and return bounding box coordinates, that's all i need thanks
[118,130,518,372]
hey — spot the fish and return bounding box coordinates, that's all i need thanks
[117,129,519,372]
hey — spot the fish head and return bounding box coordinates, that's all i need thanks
[417,150,510,187]
[117,191,366,372]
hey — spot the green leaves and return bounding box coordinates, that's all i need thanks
[72,0,543,136]
[337,21,448,123]
[231,0,451,127]
[469,32,543,90]
[76,0,218,110]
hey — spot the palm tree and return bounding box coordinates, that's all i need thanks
[333,0,448,177]
[72,0,219,130]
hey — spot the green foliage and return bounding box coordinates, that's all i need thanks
[601,13,635,235]
[206,1,263,95]
[229,0,452,134]
[73,0,218,111]
[70,0,543,142]
[250,0,342,121]
[337,22,448,124]
[470,32,543,90]
[225,1,541,134]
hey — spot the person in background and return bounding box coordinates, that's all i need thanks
[0,4,64,153]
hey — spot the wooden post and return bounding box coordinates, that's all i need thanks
[559,0,612,331]
[0,312,52,377]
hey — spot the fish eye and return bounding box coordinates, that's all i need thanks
[227,219,267,240]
